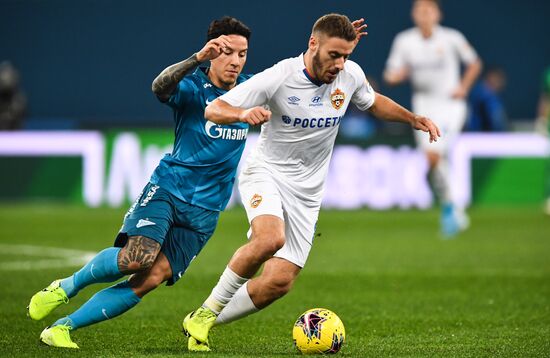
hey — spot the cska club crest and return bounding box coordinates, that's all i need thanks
[250,194,263,208]
[330,88,345,110]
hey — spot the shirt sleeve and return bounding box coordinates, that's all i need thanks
[166,77,199,109]
[451,30,478,65]
[348,61,376,111]
[385,33,408,73]
[219,61,287,108]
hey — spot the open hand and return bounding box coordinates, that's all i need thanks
[411,115,441,143]
[352,18,368,44]
[196,35,232,62]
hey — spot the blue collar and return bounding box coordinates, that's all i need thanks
[302,68,324,87]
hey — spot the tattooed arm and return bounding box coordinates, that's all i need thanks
[151,54,201,102]
[151,35,234,102]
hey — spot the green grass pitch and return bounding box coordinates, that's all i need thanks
[0,204,549,357]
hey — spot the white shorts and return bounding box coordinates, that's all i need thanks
[238,169,320,268]
[412,95,467,154]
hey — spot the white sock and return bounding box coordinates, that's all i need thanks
[203,266,248,314]
[215,282,259,325]
[431,158,452,204]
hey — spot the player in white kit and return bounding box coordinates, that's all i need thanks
[182,14,441,351]
[384,0,482,237]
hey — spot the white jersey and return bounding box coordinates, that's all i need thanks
[385,25,478,99]
[220,54,375,204]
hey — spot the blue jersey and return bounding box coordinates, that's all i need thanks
[150,67,251,211]
[467,81,506,132]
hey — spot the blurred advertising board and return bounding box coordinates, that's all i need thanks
[0,131,548,209]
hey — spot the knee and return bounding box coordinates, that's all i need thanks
[130,269,167,297]
[265,274,294,299]
[119,249,156,273]
[251,231,285,258]
[426,152,440,168]
[118,236,161,274]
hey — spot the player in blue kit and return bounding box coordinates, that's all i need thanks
[27,16,251,350]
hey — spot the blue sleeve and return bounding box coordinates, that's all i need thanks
[166,78,199,109]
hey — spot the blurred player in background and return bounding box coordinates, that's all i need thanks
[181,13,440,351]
[536,66,550,215]
[0,61,26,130]
[27,16,252,350]
[384,0,482,237]
[467,66,507,132]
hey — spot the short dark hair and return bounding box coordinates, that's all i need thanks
[207,16,251,42]
[312,14,356,42]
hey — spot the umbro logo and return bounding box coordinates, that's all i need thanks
[287,96,300,105]
[136,219,156,228]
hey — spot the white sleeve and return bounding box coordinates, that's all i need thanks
[348,61,375,111]
[450,30,478,64]
[385,33,408,72]
[219,61,287,108]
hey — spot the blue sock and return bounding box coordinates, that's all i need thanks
[442,202,454,216]
[52,280,141,331]
[60,247,123,298]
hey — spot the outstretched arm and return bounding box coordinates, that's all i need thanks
[205,99,271,126]
[151,35,233,102]
[368,92,441,143]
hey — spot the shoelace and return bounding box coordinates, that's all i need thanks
[195,309,215,320]
[53,288,69,304]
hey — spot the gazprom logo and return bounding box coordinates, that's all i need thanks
[205,121,248,140]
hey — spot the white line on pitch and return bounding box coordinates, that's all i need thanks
[0,244,97,271]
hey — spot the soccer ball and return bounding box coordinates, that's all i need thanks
[292,308,345,354]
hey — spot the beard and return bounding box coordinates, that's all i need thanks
[312,51,326,83]
[312,50,338,84]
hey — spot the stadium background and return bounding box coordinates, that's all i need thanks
[1,0,549,124]
[1,1,549,357]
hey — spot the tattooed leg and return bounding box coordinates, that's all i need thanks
[56,237,160,300]
[47,236,161,330]
[117,236,161,274]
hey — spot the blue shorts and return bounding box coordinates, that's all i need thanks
[114,182,219,285]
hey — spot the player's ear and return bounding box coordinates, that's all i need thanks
[309,35,318,51]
